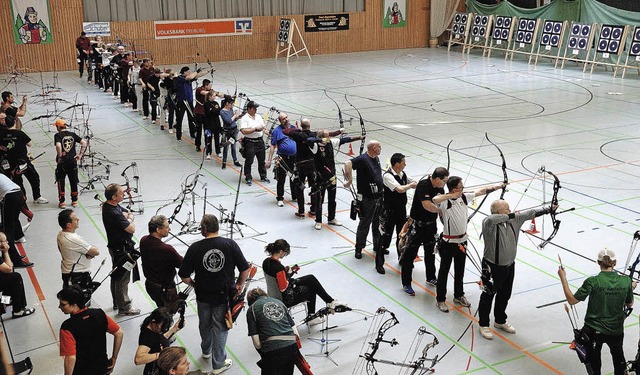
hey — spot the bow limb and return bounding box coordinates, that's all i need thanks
[624,231,640,280]
[484,133,508,199]
[446,140,453,172]
[344,95,366,154]
[539,170,560,249]
[324,90,343,130]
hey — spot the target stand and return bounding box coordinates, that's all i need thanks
[589,24,628,76]
[561,22,596,72]
[618,26,640,78]
[533,20,567,68]
[275,18,311,63]
[506,17,540,62]
[447,12,472,52]
[463,14,493,55]
[486,15,516,58]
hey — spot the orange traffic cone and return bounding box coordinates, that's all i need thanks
[525,218,539,234]
[347,144,355,156]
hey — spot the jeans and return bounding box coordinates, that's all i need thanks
[222,128,238,163]
[478,260,515,327]
[436,241,467,302]
[197,301,229,369]
[108,248,132,311]
[355,196,382,253]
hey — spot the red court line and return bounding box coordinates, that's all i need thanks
[16,243,44,301]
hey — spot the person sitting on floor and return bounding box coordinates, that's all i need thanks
[134,307,183,375]
[262,239,344,325]
[0,231,35,318]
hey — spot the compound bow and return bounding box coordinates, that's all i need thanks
[121,162,143,214]
[538,168,560,249]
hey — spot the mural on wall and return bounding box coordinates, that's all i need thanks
[11,0,52,44]
[383,0,407,28]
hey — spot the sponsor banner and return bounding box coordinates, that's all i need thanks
[83,22,110,36]
[11,0,53,44]
[304,14,349,32]
[154,18,252,39]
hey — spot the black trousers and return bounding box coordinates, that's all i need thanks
[165,96,175,128]
[194,114,205,148]
[13,162,41,200]
[260,344,297,375]
[314,179,337,224]
[175,100,194,140]
[436,241,467,302]
[295,159,316,214]
[478,260,515,327]
[142,88,150,117]
[2,191,25,263]
[243,139,267,181]
[56,162,79,203]
[0,272,27,311]
[289,275,332,314]
[582,325,626,375]
[275,155,298,202]
[355,196,382,254]
[401,222,437,286]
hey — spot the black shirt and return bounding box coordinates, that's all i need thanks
[54,131,83,164]
[101,202,132,250]
[351,153,383,198]
[204,100,221,131]
[409,178,443,222]
[178,236,249,304]
[138,326,170,375]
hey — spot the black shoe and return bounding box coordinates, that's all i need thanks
[233,161,242,167]
[221,163,227,170]
[14,261,34,268]
[376,266,386,274]
[196,146,201,152]
[260,177,270,183]
[374,249,390,255]
[355,250,363,259]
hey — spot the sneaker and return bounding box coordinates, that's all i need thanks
[479,326,493,340]
[295,212,305,219]
[196,146,201,152]
[453,296,471,307]
[277,200,284,207]
[246,179,252,186]
[12,307,35,318]
[142,116,149,120]
[206,154,212,160]
[202,352,211,359]
[426,279,438,287]
[71,201,78,207]
[308,211,316,217]
[211,359,232,374]
[403,285,416,296]
[221,163,226,170]
[308,316,325,326]
[34,197,48,204]
[177,139,182,142]
[355,249,362,259]
[15,237,26,244]
[376,266,386,274]
[216,153,222,158]
[58,202,66,209]
[327,219,342,226]
[327,300,347,310]
[494,322,516,334]
[260,177,270,183]
[169,129,175,134]
[118,308,141,316]
[233,161,242,167]
[436,301,449,313]
[314,222,322,230]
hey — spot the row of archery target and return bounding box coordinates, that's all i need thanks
[448,13,640,78]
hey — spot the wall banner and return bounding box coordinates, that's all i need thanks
[11,0,52,44]
[304,14,349,32]
[83,22,110,37]
[154,18,252,39]
[383,0,407,28]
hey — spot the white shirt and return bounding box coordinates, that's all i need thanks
[240,114,265,139]
[437,192,476,243]
[0,175,20,200]
[57,231,93,274]
[383,169,414,191]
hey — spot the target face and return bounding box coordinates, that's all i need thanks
[581,25,591,36]
[519,19,527,30]
[496,17,503,27]
[504,18,511,28]
[612,27,623,40]
[568,37,578,48]
[455,14,461,23]
[550,35,559,47]
[634,27,640,41]
[553,22,562,33]
[631,41,640,56]
[461,14,467,23]
[460,26,466,34]
[601,26,611,39]
[578,38,587,49]
[525,32,533,43]
[475,16,482,24]
[544,22,553,33]
[481,16,488,25]
[278,18,292,42]
[541,20,563,47]
[479,27,486,37]
[527,20,536,31]
[493,28,501,38]
[598,39,609,51]
[596,24,625,54]
[452,25,459,34]
[501,29,509,39]
[571,24,581,36]
[542,34,550,44]
[516,31,525,42]
[472,26,479,36]
[608,41,618,52]
[451,13,469,38]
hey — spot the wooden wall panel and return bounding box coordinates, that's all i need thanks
[0,0,430,73]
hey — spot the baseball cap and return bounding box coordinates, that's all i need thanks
[54,119,67,128]
[597,247,616,262]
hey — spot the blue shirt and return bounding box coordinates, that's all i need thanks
[220,108,237,130]
[174,75,193,102]
[271,125,297,156]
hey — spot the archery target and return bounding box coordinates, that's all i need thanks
[515,18,536,45]
[628,26,640,57]
[277,18,291,42]
[492,16,513,41]
[567,22,591,51]
[596,25,625,54]
[451,13,469,38]
[470,15,490,39]
[541,20,563,47]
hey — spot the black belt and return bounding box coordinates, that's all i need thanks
[244,138,263,142]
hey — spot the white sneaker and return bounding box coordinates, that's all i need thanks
[494,322,516,334]
[169,129,175,134]
[327,300,347,310]
[202,352,211,359]
[206,155,212,160]
[34,197,48,204]
[327,219,342,226]
[479,326,493,340]
[308,316,325,326]
[277,201,284,207]
[314,222,322,230]
[216,153,222,158]
[211,359,232,374]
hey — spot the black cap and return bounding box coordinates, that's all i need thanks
[246,100,258,109]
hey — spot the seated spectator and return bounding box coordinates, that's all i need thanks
[0,231,34,318]
[135,307,183,375]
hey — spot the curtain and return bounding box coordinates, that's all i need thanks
[431,0,461,39]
